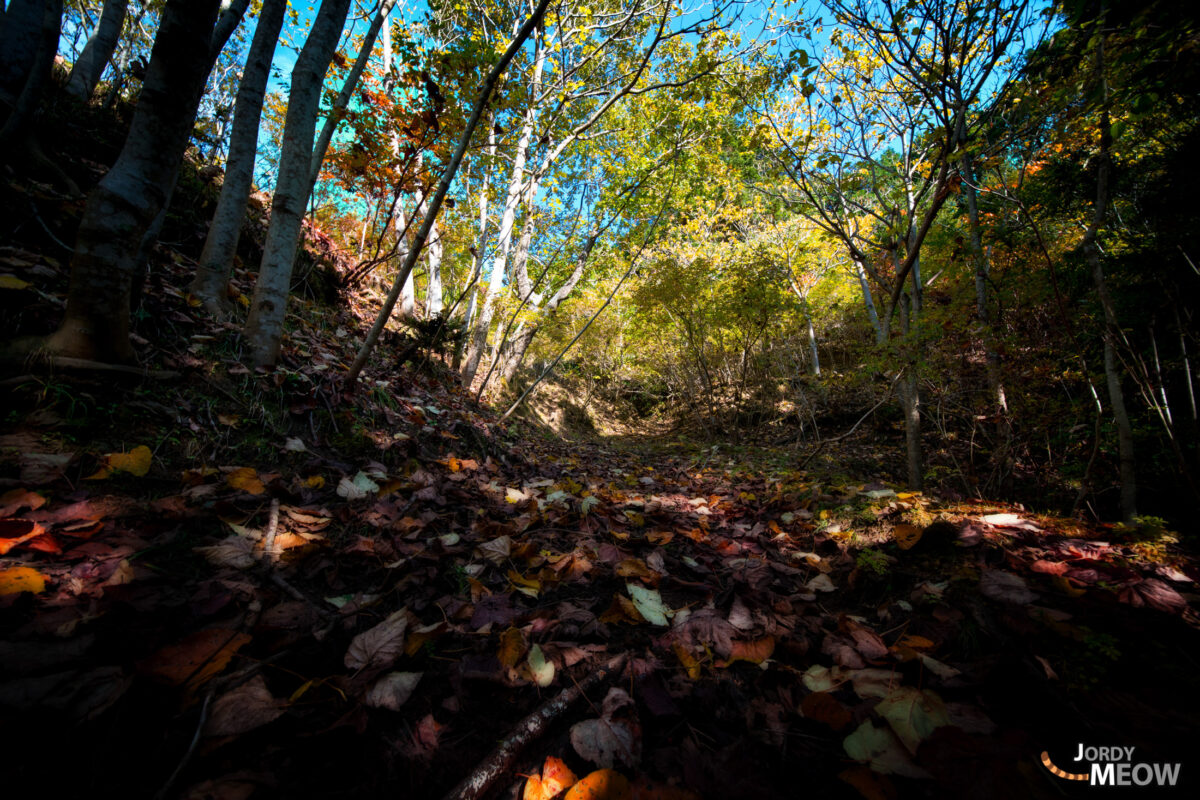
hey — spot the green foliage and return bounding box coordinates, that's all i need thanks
[855,547,890,577]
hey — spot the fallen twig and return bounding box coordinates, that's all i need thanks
[440,653,628,800]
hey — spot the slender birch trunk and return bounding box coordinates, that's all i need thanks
[455,112,496,368]
[243,0,352,366]
[190,0,286,315]
[344,0,553,385]
[244,0,398,365]
[1082,36,1137,522]
[459,24,545,385]
[426,219,443,316]
[41,0,239,362]
[65,0,127,101]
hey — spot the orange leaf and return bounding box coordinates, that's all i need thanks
[140,629,251,690]
[891,524,923,550]
[227,467,266,495]
[894,634,934,650]
[718,636,775,666]
[0,519,46,554]
[523,775,548,800]
[564,769,632,800]
[0,565,47,595]
[541,755,578,796]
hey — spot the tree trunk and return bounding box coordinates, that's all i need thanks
[425,219,443,316]
[805,310,820,376]
[43,0,235,363]
[65,0,127,101]
[0,0,63,159]
[344,0,552,386]
[243,0,352,367]
[455,114,495,369]
[897,369,924,490]
[190,0,286,316]
[1082,35,1137,522]
[460,25,545,385]
[0,0,43,107]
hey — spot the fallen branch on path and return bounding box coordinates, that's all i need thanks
[440,653,628,800]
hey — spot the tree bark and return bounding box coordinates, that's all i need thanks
[190,0,286,316]
[243,0,352,367]
[460,23,545,385]
[1081,32,1137,522]
[0,0,43,107]
[0,0,63,158]
[42,0,238,362]
[345,0,553,386]
[65,0,127,101]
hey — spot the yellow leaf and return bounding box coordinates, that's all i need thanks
[498,626,526,668]
[896,492,921,500]
[0,566,47,595]
[0,275,32,290]
[673,642,701,679]
[303,474,326,488]
[892,524,923,550]
[227,467,266,494]
[507,569,541,598]
[86,444,153,479]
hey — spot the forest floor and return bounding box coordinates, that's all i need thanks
[3,275,1200,799]
[3,174,1200,799]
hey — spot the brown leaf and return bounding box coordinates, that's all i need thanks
[979,569,1036,605]
[1119,578,1187,614]
[570,688,641,769]
[203,675,285,737]
[345,609,408,670]
[0,488,47,517]
[497,626,526,668]
[801,691,852,731]
[140,629,251,690]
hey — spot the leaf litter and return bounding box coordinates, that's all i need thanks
[3,348,1200,800]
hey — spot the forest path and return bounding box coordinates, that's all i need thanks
[2,407,1199,799]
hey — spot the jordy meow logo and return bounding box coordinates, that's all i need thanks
[1041,745,1182,788]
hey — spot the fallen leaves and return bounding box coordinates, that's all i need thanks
[979,569,1037,605]
[365,671,422,711]
[204,675,285,737]
[344,609,408,671]
[86,445,152,480]
[140,629,251,691]
[0,565,47,595]
[571,688,641,769]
